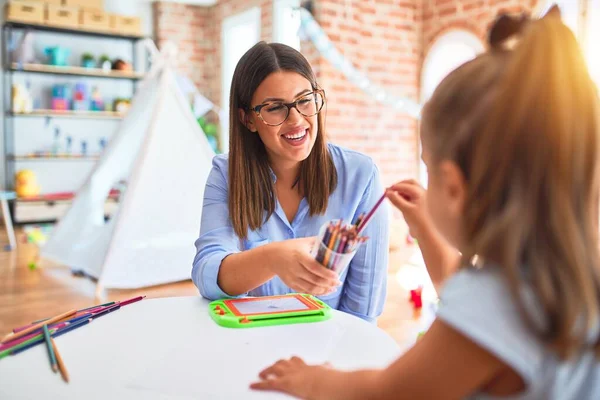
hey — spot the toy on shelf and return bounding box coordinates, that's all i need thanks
[52,127,61,155]
[99,54,111,71]
[45,47,70,66]
[99,138,107,152]
[90,86,104,111]
[81,53,95,68]
[112,59,132,71]
[51,84,71,111]
[11,31,36,65]
[12,83,33,113]
[81,140,88,156]
[15,170,41,198]
[114,98,131,114]
[73,83,89,111]
[66,136,73,155]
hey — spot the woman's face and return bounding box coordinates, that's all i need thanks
[244,71,318,168]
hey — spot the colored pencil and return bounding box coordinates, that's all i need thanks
[50,336,69,383]
[0,331,51,359]
[1,309,76,343]
[119,295,145,307]
[11,318,91,356]
[356,192,387,234]
[42,324,58,372]
[90,304,121,320]
[25,301,115,327]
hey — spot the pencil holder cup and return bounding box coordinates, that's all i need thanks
[311,219,361,275]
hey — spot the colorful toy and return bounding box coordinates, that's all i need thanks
[11,84,33,113]
[98,55,111,71]
[90,86,104,111]
[112,59,132,71]
[113,98,131,114]
[15,170,41,198]
[73,83,89,111]
[51,84,70,111]
[45,47,70,66]
[81,53,95,68]
[209,294,331,328]
[23,225,51,270]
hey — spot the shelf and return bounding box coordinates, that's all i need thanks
[9,63,144,80]
[3,21,147,41]
[16,190,119,203]
[8,154,100,161]
[9,110,124,120]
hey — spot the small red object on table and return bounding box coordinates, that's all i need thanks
[409,286,423,310]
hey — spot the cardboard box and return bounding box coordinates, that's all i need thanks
[45,4,78,29]
[6,1,45,24]
[80,9,109,31]
[64,0,103,11]
[12,0,62,4]
[110,14,141,36]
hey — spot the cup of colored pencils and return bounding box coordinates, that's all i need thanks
[311,219,367,275]
[311,192,387,274]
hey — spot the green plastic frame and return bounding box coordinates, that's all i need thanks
[208,293,332,328]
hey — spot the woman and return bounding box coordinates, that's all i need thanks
[192,42,389,322]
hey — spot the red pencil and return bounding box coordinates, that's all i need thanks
[356,192,387,234]
[119,295,146,307]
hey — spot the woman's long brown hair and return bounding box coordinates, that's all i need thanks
[228,42,337,239]
[422,8,600,359]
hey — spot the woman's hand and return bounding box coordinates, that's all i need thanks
[250,357,333,400]
[267,238,341,296]
[386,179,431,240]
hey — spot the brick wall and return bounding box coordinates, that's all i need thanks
[422,0,540,56]
[154,3,216,101]
[154,0,539,188]
[305,0,421,189]
[153,0,273,105]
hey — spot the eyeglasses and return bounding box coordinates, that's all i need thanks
[249,90,325,126]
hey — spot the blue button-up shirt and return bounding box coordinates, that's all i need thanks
[192,144,389,322]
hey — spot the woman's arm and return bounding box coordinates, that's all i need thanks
[338,164,389,322]
[192,158,340,299]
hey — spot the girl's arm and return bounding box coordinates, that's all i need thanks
[251,320,514,400]
[387,180,460,291]
[337,164,389,322]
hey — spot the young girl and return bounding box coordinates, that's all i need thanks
[250,8,600,399]
[192,42,390,322]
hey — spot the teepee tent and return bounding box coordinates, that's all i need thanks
[41,42,215,291]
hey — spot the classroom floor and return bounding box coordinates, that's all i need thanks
[0,227,436,349]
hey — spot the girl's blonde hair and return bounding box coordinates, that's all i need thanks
[422,8,600,359]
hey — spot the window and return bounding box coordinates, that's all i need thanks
[419,30,484,186]
[273,0,301,50]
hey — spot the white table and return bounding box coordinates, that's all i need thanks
[0,296,401,399]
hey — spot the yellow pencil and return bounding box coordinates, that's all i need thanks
[1,309,76,343]
[50,336,69,383]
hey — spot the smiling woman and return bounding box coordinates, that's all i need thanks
[191,42,390,323]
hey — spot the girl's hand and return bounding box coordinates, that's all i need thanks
[267,238,341,296]
[386,179,431,240]
[250,356,332,400]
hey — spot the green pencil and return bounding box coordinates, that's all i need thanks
[0,333,44,359]
[43,325,58,372]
